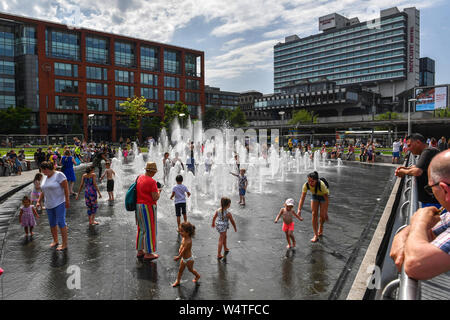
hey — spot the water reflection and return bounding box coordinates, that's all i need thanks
[307,246,328,295]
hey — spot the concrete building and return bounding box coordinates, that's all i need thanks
[274,7,420,101]
[0,11,205,141]
[238,90,264,121]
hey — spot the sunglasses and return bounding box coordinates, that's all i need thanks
[424,181,448,196]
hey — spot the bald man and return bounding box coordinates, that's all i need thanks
[390,149,450,280]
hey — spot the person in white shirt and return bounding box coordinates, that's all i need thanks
[37,161,70,251]
[392,139,401,164]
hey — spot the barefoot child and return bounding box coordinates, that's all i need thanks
[275,198,303,249]
[170,175,191,232]
[30,173,43,209]
[172,222,200,287]
[230,169,248,205]
[100,161,116,201]
[76,166,102,225]
[19,196,39,238]
[212,197,237,259]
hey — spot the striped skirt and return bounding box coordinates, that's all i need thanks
[135,203,157,254]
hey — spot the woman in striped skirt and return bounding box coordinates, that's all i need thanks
[136,162,161,261]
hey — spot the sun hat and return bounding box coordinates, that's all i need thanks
[285,198,295,206]
[145,162,158,172]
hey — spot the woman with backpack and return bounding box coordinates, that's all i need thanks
[297,171,329,243]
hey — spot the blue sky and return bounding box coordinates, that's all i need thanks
[1,0,448,94]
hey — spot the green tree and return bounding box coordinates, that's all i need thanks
[229,107,247,128]
[0,106,32,134]
[161,101,190,129]
[375,111,401,121]
[435,107,450,118]
[289,109,318,126]
[120,96,154,140]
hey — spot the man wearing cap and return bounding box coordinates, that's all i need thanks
[135,162,161,261]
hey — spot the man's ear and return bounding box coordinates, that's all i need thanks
[440,182,450,202]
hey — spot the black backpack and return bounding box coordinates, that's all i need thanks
[306,177,329,193]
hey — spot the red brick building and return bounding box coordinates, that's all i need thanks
[0,12,205,142]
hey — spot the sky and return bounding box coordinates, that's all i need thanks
[1,0,449,94]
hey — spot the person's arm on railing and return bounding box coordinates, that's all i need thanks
[404,207,450,280]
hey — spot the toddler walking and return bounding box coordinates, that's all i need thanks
[30,173,43,209]
[274,198,303,249]
[172,222,200,287]
[212,197,237,259]
[19,196,39,238]
[170,175,191,232]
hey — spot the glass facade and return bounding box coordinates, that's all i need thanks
[185,79,199,90]
[46,29,80,61]
[0,25,14,57]
[164,89,180,101]
[87,82,108,96]
[185,92,199,103]
[0,60,14,75]
[185,53,200,77]
[164,49,180,74]
[54,62,78,77]
[141,73,157,86]
[0,94,15,109]
[86,36,109,64]
[114,41,135,67]
[274,15,408,91]
[141,87,157,100]
[86,66,108,80]
[15,26,37,55]
[164,76,179,88]
[55,79,78,93]
[115,70,134,83]
[87,98,108,111]
[115,85,134,98]
[55,96,79,110]
[141,46,159,71]
[0,77,15,92]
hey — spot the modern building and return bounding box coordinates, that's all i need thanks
[0,11,205,141]
[274,7,420,101]
[205,85,240,110]
[419,57,435,87]
[238,90,264,121]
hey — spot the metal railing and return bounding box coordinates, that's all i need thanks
[381,153,421,300]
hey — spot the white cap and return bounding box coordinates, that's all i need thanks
[285,198,295,206]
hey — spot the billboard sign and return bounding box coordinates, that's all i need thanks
[415,86,448,111]
[319,14,336,31]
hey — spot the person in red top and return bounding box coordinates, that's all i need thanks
[136,162,161,261]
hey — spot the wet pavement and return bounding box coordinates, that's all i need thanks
[0,161,395,300]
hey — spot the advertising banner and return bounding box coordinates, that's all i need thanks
[415,86,448,111]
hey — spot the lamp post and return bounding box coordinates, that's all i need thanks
[279,111,285,148]
[407,98,417,136]
[88,114,95,143]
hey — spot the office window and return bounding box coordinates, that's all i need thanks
[164,89,180,101]
[15,26,37,55]
[115,70,134,83]
[86,66,108,80]
[0,60,14,75]
[185,79,199,90]
[87,82,108,96]
[55,96,79,110]
[0,77,15,92]
[47,29,80,61]
[115,85,134,98]
[141,87,157,100]
[86,36,109,64]
[185,53,201,77]
[164,50,180,74]
[0,94,15,109]
[141,73,157,86]
[115,41,135,67]
[164,76,179,88]
[55,79,78,93]
[185,92,200,103]
[141,46,159,71]
[54,62,78,77]
[87,98,108,111]
[0,25,14,57]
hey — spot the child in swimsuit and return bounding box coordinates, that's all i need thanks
[172,222,200,287]
[212,197,237,259]
[275,198,303,249]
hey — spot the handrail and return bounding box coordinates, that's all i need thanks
[397,154,421,300]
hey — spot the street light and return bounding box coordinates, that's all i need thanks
[88,114,95,143]
[407,98,417,136]
[279,111,285,148]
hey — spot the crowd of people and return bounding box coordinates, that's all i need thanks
[1,131,448,292]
